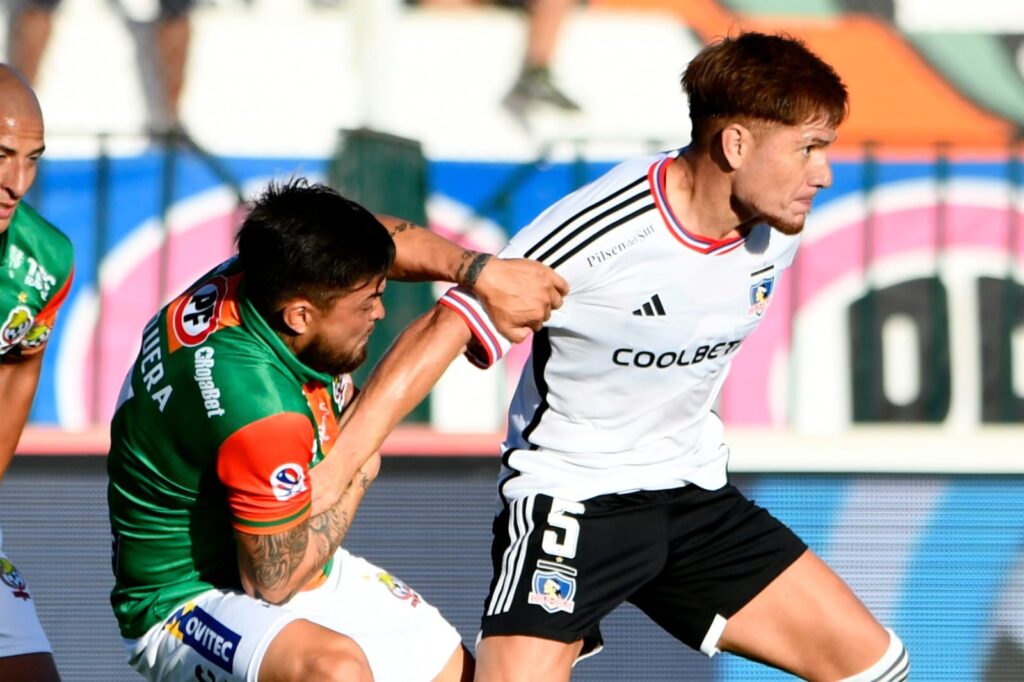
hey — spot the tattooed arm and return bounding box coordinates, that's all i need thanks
[235,454,380,604]
[377,216,474,284]
[377,216,568,344]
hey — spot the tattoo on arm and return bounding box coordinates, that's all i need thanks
[453,250,473,285]
[249,524,308,601]
[247,471,371,601]
[387,221,418,237]
[456,252,492,288]
[308,501,350,566]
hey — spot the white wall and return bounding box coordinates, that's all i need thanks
[895,0,1024,32]
[3,1,699,159]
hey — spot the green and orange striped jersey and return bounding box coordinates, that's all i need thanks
[0,203,74,360]
[107,256,350,639]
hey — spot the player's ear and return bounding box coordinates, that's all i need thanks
[279,298,315,336]
[720,122,751,171]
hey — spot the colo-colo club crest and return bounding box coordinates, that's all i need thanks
[528,560,577,614]
[748,273,775,317]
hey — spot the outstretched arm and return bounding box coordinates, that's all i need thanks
[379,216,567,343]
[0,353,44,481]
[310,305,473,515]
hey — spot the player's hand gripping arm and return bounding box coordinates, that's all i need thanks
[235,452,381,604]
[380,217,567,343]
[309,305,474,516]
[0,352,44,480]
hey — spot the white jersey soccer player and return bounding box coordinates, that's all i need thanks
[439,150,810,659]
[328,33,907,681]
[441,150,799,503]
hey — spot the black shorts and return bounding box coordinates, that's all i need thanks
[481,484,807,656]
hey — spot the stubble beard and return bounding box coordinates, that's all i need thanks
[301,335,368,377]
[759,208,806,236]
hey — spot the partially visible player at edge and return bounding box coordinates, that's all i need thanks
[106,179,567,682]
[313,33,909,682]
[0,64,74,682]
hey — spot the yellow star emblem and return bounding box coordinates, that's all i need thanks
[17,292,27,303]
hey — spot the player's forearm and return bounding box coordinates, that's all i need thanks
[379,216,491,286]
[341,306,470,460]
[309,306,472,516]
[238,468,372,604]
[0,353,44,480]
[378,215,569,344]
[306,465,372,570]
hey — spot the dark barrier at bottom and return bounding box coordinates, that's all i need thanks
[2,455,1022,681]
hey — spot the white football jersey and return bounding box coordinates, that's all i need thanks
[440,151,801,502]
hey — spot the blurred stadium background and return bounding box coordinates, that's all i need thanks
[2,0,1024,679]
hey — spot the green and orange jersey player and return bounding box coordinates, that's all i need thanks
[106,180,568,682]
[0,63,73,682]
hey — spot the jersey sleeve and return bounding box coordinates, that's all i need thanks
[434,193,586,370]
[13,266,74,357]
[437,286,513,369]
[216,411,315,535]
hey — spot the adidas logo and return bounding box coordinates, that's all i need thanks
[632,294,666,317]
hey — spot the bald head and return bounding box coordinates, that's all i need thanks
[0,64,42,123]
[0,64,45,232]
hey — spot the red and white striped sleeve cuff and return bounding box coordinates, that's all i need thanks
[438,286,511,369]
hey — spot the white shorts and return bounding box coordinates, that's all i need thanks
[0,543,53,658]
[126,547,462,682]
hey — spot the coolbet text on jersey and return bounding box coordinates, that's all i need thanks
[440,151,800,503]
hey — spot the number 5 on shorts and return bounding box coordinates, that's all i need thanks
[542,499,585,559]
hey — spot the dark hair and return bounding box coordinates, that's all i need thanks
[236,179,395,313]
[681,32,848,148]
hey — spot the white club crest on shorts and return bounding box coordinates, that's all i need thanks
[270,463,307,501]
[0,558,30,600]
[376,571,421,607]
[527,563,577,614]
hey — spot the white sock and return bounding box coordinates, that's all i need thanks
[837,629,909,682]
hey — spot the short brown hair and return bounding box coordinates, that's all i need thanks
[681,32,848,147]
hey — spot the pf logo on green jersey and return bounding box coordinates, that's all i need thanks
[171,276,228,348]
[0,305,34,354]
